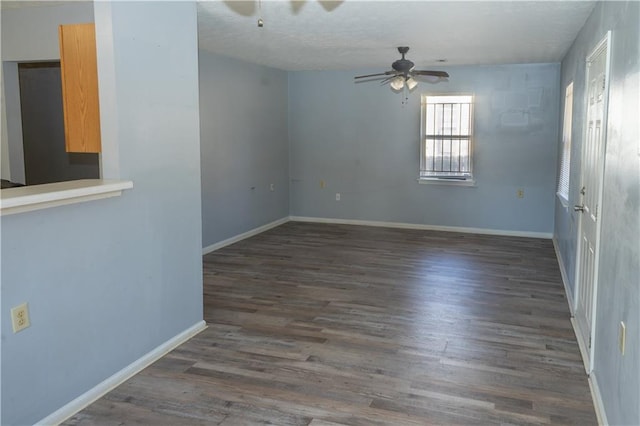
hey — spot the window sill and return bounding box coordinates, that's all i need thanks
[0,179,133,216]
[417,178,476,187]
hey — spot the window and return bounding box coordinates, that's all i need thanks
[3,23,102,188]
[557,82,573,204]
[420,94,474,181]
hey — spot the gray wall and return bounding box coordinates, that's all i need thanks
[199,51,289,248]
[554,1,639,425]
[0,2,203,424]
[2,66,12,180]
[289,64,560,234]
[2,63,25,183]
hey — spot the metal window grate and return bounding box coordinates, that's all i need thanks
[421,95,474,179]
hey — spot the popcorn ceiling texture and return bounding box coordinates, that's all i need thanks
[197,0,596,71]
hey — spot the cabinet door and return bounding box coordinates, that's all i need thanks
[59,23,101,153]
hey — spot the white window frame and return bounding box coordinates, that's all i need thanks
[419,93,475,186]
[557,82,573,206]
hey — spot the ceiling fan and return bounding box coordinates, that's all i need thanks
[354,47,449,91]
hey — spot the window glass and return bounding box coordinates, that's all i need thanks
[557,82,573,202]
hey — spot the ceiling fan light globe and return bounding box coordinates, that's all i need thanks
[406,77,418,90]
[390,76,404,91]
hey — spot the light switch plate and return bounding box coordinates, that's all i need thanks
[619,321,626,355]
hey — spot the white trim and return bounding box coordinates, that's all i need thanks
[0,179,133,216]
[589,371,609,426]
[586,30,612,375]
[290,216,552,239]
[552,236,574,315]
[36,320,207,426]
[202,216,290,255]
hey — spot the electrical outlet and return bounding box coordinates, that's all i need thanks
[269,183,275,192]
[619,321,626,355]
[517,189,524,198]
[335,193,341,201]
[11,303,30,333]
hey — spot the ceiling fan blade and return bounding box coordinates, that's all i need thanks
[354,71,396,79]
[412,70,450,78]
[379,75,398,85]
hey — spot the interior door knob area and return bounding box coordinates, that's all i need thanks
[574,205,585,212]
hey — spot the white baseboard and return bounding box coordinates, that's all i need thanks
[589,371,609,426]
[552,236,575,315]
[202,216,290,255]
[37,320,207,426]
[289,216,553,239]
[202,217,551,256]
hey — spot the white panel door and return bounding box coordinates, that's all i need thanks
[574,33,610,373]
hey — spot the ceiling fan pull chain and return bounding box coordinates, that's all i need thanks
[257,0,264,27]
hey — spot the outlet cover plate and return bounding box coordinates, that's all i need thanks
[11,303,30,333]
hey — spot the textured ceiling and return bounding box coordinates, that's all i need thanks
[0,0,87,10]
[197,0,596,70]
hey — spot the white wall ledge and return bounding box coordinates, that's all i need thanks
[0,179,133,216]
[417,178,477,187]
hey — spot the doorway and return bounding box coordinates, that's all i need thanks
[17,62,99,185]
[573,32,611,373]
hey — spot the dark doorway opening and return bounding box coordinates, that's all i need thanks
[18,62,99,185]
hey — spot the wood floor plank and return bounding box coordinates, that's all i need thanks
[64,222,597,425]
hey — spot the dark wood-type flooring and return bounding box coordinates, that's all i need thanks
[66,222,597,425]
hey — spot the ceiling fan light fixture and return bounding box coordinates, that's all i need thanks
[354,47,449,102]
[406,77,418,91]
[390,76,404,91]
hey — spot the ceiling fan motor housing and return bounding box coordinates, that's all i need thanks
[392,46,414,76]
[392,59,414,74]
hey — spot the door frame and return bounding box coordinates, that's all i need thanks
[573,31,612,374]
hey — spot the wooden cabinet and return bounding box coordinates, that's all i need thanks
[58,23,101,153]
